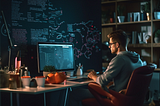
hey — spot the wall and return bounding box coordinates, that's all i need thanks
[0,0,102,75]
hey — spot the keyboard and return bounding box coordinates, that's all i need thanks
[69,77,92,82]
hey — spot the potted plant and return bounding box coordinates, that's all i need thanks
[117,5,125,23]
[154,29,160,43]
[102,10,113,24]
[154,0,160,19]
[144,1,151,20]
[140,2,147,21]
[109,11,114,23]
[43,65,57,77]
[102,11,108,24]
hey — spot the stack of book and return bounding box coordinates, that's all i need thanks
[128,12,140,22]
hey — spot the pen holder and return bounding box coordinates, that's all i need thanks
[9,77,17,89]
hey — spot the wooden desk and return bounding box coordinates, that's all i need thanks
[0,76,93,106]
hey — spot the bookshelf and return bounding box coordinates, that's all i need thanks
[101,0,160,68]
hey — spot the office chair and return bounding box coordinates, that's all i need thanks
[82,64,155,106]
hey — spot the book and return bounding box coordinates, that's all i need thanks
[127,13,132,22]
[138,32,144,44]
[132,31,138,44]
[140,26,151,43]
[133,12,140,21]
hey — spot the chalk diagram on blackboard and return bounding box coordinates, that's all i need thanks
[31,8,101,59]
[0,23,11,37]
[30,1,101,59]
[66,21,101,59]
[1,0,101,60]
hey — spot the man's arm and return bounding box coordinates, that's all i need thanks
[88,71,113,87]
[88,70,97,82]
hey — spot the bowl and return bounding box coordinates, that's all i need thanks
[154,12,160,19]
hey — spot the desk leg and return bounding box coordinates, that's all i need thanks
[10,92,12,106]
[16,93,20,106]
[44,92,46,106]
[64,88,69,106]
[70,87,72,91]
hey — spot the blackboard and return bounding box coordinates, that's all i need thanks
[0,0,102,74]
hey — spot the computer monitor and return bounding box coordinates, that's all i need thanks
[37,42,75,73]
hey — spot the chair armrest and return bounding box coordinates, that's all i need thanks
[88,82,134,106]
[88,82,126,99]
[119,89,127,94]
[106,81,113,88]
[88,82,114,99]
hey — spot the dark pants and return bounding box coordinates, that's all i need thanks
[68,88,94,106]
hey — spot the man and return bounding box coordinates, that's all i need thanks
[69,30,143,106]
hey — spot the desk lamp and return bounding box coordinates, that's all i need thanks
[1,11,14,71]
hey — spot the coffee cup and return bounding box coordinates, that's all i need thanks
[21,76,31,88]
[35,76,45,88]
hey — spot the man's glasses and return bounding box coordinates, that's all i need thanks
[109,42,117,46]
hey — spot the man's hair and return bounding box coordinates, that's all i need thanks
[108,30,128,47]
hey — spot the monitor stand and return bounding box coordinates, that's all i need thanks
[66,71,74,77]
[67,76,77,79]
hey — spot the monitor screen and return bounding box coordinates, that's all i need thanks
[37,42,75,73]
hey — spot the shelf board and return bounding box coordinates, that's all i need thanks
[154,68,160,72]
[102,0,145,4]
[102,20,151,27]
[128,43,160,48]
[102,23,116,26]
[101,1,116,4]
[117,20,151,25]
[128,43,152,48]
[117,0,132,2]
[153,19,160,22]
[153,43,160,47]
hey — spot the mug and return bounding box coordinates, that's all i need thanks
[35,76,45,88]
[21,76,31,88]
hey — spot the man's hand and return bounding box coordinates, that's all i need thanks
[88,70,98,82]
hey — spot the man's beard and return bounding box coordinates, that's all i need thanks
[111,48,118,54]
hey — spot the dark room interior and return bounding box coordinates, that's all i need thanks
[0,0,160,106]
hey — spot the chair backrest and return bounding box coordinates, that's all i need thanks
[125,64,155,105]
